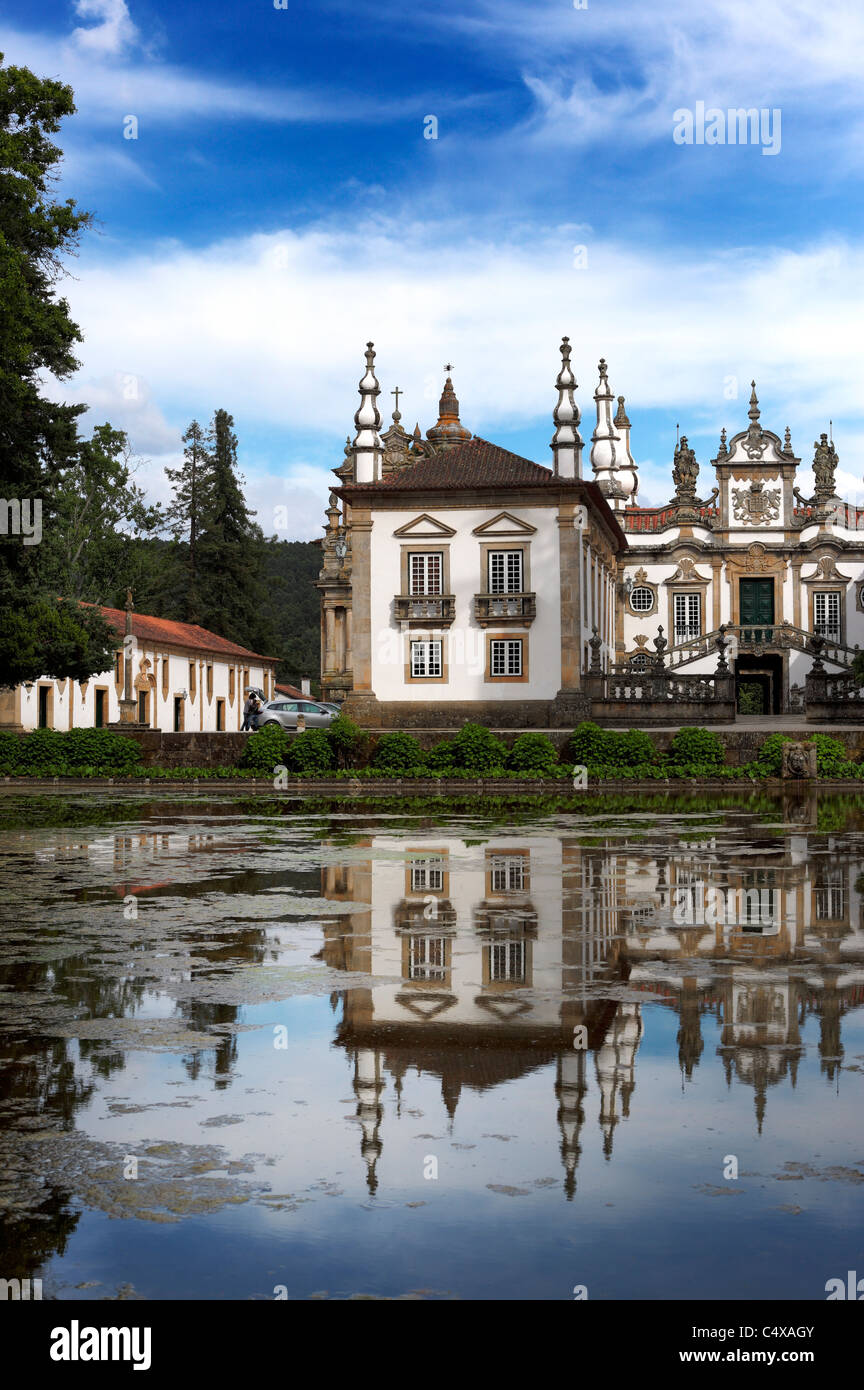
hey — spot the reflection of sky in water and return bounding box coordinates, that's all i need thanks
[1,794,864,1300]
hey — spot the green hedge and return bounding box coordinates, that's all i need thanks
[0,728,142,773]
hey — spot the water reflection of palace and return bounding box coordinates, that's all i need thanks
[322,828,864,1192]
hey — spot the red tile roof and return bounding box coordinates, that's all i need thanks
[95,605,278,664]
[275,681,305,698]
[343,437,558,490]
[339,438,627,551]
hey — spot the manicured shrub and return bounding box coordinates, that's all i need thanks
[812,733,851,776]
[238,723,290,772]
[286,728,334,774]
[445,723,508,773]
[0,728,142,773]
[326,714,367,768]
[425,740,456,773]
[507,732,560,774]
[750,732,794,777]
[58,728,141,770]
[616,728,658,768]
[666,726,725,769]
[371,731,427,773]
[568,721,620,767]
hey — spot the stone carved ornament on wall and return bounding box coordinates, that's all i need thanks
[731,480,781,525]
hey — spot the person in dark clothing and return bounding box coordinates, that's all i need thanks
[242,693,258,732]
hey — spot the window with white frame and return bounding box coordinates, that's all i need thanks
[490,855,528,892]
[673,592,701,642]
[410,640,443,678]
[488,550,523,594]
[410,857,444,893]
[814,590,841,641]
[409,552,443,595]
[407,935,448,981]
[630,585,654,612]
[487,939,527,983]
[490,638,523,677]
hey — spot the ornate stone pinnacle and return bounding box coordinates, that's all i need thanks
[748,380,760,422]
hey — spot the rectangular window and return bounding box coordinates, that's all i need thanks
[814,591,841,641]
[410,640,442,678]
[189,661,197,701]
[408,936,448,982]
[490,855,527,893]
[488,940,526,983]
[162,654,170,698]
[488,550,523,594]
[490,639,522,677]
[409,552,443,596]
[94,689,106,729]
[673,592,701,642]
[137,690,149,724]
[216,698,225,731]
[410,857,445,892]
[206,665,213,700]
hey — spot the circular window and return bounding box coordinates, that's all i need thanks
[629,651,650,672]
[630,585,654,613]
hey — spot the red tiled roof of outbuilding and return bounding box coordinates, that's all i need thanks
[94,605,279,664]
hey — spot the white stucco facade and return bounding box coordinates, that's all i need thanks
[1,612,278,733]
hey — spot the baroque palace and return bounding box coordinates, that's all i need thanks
[319,342,864,725]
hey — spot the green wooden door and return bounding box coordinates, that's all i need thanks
[740,579,774,627]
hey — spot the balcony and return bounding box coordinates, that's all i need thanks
[394,594,456,625]
[474,592,537,626]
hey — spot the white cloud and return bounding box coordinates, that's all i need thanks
[71,0,138,57]
[49,218,864,534]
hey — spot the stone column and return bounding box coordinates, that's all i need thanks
[110,591,148,729]
[342,510,380,724]
[552,500,590,725]
[325,607,337,672]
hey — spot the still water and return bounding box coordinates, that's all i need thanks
[1,789,863,1301]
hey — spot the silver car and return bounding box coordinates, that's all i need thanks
[252,698,334,730]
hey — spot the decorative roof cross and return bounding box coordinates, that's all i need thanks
[444,362,454,374]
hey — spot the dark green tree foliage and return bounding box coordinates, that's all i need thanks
[257,538,321,685]
[0,56,88,515]
[38,422,163,601]
[0,598,119,686]
[0,55,121,682]
[163,420,210,622]
[195,409,272,651]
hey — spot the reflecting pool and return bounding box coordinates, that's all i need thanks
[1,789,863,1300]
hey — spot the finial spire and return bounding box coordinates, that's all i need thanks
[748,380,760,422]
[427,366,471,451]
[551,335,583,480]
[352,340,383,482]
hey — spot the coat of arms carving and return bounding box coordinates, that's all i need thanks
[731,480,781,525]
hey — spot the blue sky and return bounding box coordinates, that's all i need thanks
[4,0,864,536]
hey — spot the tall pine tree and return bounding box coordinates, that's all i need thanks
[164,420,211,622]
[0,55,122,684]
[195,409,271,651]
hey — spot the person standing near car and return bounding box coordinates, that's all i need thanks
[242,692,256,732]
